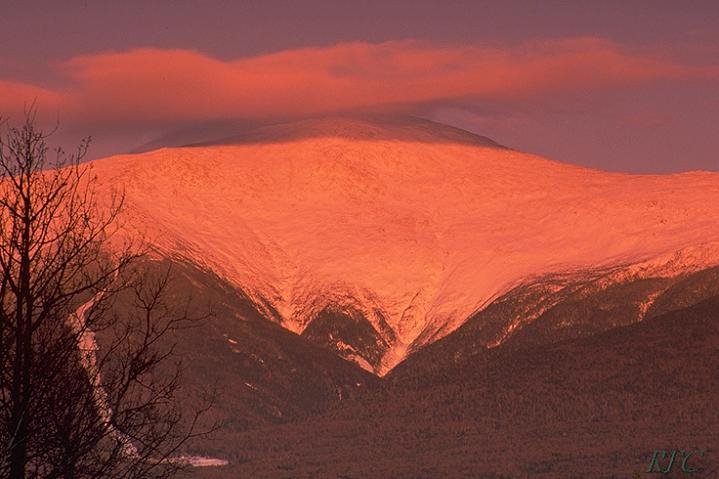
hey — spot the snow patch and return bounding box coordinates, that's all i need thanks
[173,455,229,467]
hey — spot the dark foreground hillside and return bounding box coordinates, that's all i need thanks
[183,294,719,478]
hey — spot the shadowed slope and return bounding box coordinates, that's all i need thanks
[131,116,504,154]
[392,265,719,381]
[102,259,378,443]
[189,116,505,148]
[192,294,719,478]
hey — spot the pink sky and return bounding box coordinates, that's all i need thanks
[1,1,718,172]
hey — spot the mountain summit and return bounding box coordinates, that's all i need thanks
[90,116,719,374]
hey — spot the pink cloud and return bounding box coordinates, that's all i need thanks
[0,38,713,129]
[0,80,63,118]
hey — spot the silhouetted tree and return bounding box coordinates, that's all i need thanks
[0,111,210,479]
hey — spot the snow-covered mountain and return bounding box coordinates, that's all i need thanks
[89,116,719,374]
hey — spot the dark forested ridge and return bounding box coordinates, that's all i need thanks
[127,262,718,478]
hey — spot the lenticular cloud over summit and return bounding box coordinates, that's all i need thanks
[0,38,708,130]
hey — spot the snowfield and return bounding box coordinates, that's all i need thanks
[88,118,719,373]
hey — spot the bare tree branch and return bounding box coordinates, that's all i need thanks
[0,110,214,479]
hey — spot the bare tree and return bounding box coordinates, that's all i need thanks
[0,111,211,479]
